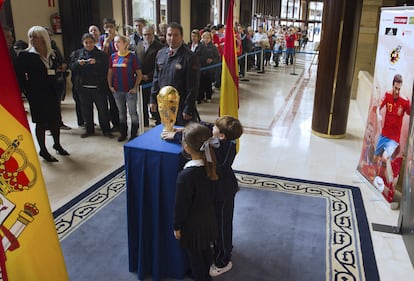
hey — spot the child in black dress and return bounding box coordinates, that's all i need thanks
[173,123,219,281]
[164,116,244,277]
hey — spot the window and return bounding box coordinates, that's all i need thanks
[281,0,301,21]
[309,1,323,21]
[131,0,168,25]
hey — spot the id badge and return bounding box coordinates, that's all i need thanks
[47,69,56,75]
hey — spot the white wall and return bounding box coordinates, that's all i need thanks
[10,0,63,50]
[181,0,190,43]
[112,0,124,34]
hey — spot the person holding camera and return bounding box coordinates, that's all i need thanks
[70,33,112,138]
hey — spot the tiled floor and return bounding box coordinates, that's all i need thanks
[35,47,413,280]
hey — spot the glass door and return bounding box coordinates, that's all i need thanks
[308,1,323,42]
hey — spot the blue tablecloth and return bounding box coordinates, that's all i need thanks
[124,125,189,281]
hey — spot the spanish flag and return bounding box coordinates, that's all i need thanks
[219,0,239,118]
[0,4,69,281]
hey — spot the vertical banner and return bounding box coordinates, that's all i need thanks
[220,0,239,119]
[357,7,414,203]
[220,0,239,151]
[0,2,69,280]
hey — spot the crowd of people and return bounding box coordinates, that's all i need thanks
[4,19,309,160]
[3,19,310,281]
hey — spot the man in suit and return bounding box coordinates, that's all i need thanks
[149,22,200,126]
[136,25,164,127]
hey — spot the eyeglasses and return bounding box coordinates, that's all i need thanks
[143,33,152,36]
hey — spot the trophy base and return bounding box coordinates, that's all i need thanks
[162,125,174,132]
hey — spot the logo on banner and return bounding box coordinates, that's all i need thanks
[385,27,398,35]
[394,16,408,24]
[390,45,402,65]
[409,17,414,24]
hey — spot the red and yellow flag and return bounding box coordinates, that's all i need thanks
[219,0,239,118]
[0,2,69,280]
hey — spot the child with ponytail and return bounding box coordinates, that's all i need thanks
[173,123,220,281]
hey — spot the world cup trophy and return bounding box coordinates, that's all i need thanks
[157,86,180,132]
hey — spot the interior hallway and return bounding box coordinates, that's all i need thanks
[34,47,413,280]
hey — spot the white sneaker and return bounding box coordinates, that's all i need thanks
[209,261,233,277]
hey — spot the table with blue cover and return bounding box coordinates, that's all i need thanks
[124,125,189,281]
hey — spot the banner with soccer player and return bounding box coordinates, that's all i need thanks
[357,7,414,203]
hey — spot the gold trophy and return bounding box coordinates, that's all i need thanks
[157,86,180,132]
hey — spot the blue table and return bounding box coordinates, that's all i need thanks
[124,125,189,281]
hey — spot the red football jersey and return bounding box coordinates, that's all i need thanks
[380,91,410,142]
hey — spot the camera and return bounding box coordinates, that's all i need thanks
[104,32,109,38]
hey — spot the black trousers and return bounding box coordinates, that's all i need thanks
[186,247,212,281]
[79,87,111,134]
[214,65,221,88]
[213,197,235,268]
[198,72,213,101]
[72,87,84,126]
[105,87,120,127]
[239,54,246,76]
[141,85,151,126]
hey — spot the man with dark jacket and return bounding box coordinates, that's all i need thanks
[136,25,164,126]
[150,22,200,126]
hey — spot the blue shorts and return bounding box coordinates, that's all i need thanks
[374,135,399,158]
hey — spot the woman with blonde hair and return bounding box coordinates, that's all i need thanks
[107,35,142,141]
[17,26,69,162]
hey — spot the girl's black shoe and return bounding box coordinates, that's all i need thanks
[53,144,70,156]
[117,135,127,142]
[39,150,58,162]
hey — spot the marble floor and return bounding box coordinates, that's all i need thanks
[34,49,413,280]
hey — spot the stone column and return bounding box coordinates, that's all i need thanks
[311,0,363,138]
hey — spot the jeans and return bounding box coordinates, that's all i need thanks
[285,48,295,65]
[113,91,139,125]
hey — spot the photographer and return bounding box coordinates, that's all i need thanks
[70,33,112,138]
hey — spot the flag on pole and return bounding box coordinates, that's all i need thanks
[219,0,239,118]
[0,2,69,280]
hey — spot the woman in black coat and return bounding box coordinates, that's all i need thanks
[198,31,220,103]
[17,26,69,162]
